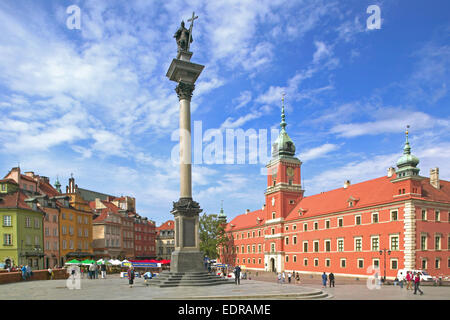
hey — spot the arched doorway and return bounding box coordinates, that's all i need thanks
[270,258,276,273]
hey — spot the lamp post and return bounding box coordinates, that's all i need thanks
[379,249,391,282]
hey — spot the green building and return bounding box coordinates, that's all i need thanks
[0,179,45,269]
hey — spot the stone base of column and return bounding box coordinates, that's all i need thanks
[170,250,204,273]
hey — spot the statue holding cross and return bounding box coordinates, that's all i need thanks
[174,12,198,53]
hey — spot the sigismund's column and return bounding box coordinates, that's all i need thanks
[166,16,205,273]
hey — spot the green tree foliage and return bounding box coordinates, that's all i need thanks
[199,213,228,259]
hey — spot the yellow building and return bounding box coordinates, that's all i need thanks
[57,176,94,264]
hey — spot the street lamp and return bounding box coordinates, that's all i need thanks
[379,249,391,282]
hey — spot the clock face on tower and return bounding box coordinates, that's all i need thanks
[287,167,294,177]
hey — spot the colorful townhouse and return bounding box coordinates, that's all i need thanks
[156,220,175,260]
[220,103,450,279]
[0,179,45,269]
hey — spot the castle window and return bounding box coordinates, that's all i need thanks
[303,241,308,253]
[338,218,343,227]
[293,255,297,263]
[314,258,319,267]
[303,223,308,231]
[314,221,318,230]
[435,210,440,222]
[357,259,364,269]
[272,212,276,219]
[390,259,398,270]
[271,243,275,252]
[289,179,293,186]
[285,237,289,245]
[355,215,361,225]
[421,209,427,220]
[325,220,330,229]
[286,256,289,263]
[340,259,346,268]
[391,210,398,221]
[271,228,275,235]
[372,212,379,223]
[289,200,295,204]
[304,258,308,266]
[293,236,297,245]
[325,259,330,267]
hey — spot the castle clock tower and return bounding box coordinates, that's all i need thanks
[265,96,304,222]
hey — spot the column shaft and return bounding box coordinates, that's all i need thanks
[179,98,192,199]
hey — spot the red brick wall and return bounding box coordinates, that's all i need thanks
[0,269,69,284]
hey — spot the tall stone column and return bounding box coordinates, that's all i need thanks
[166,52,204,273]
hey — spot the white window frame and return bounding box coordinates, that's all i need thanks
[303,241,308,253]
[357,258,364,269]
[314,258,319,267]
[303,258,308,266]
[293,235,297,245]
[372,258,380,269]
[372,212,379,223]
[435,234,441,250]
[390,209,398,221]
[420,234,427,250]
[354,237,362,252]
[337,238,344,252]
[338,217,343,227]
[390,234,399,251]
[293,255,297,263]
[390,258,399,270]
[3,234,12,245]
[340,258,346,268]
[313,240,320,253]
[435,210,440,222]
[371,236,379,251]
[325,219,330,229]
[3,215,12,227]
[313,221,318,230]
[324,239,331,252]
[303,223,308,231]
[325,258,331,267]
[355,215,362,225]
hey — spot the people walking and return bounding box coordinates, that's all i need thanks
[100,263,107,279]
[21,265,27,281]
[413,272,424,295]
[295,272,300,284]
[282,271,286,284]
[89,263,95,279]
[127,266,135,288]
[26,265,32,279]
[288,272,292,284]
[329,272,335,287]
[406,271,412,290]
[322,272,327,288]
[277,273,282,284]
[94,263,99,279]
[233,265,241,285]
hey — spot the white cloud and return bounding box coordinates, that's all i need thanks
[299,143,340,162]
[313,41,332,63]
[233,91,252,110]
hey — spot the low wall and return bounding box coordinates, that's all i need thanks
[0,269,69,285]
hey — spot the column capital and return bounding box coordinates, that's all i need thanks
[175,82,195,101]
[171,197,202,217]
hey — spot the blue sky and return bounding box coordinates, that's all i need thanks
[0,0,449,225]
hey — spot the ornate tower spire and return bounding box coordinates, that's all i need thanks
[218,200,226,223]
[396,125,420,177]
[54,176,61,193]
[272,94,295,158]
[280,92,287,131]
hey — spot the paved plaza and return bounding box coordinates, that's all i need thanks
[0,274,449,300]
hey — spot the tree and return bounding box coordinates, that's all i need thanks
[199,213,228,259]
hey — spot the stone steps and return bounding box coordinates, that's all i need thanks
[148,271,233,287]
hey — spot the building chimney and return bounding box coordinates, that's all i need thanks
[430,168,440,189]
[344,180,351,189]
[387,167,396,178]
[262,204,266,210]
[245,209,250,214]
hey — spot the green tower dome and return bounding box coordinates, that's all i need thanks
[272,95,296,158]
[396,127,420,177]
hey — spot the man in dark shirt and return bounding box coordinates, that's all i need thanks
[234,265,241,285]
[329,272,335,287]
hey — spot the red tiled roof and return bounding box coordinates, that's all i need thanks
[38,180,60,197]
[0,190,42,212]
[419,178,450,203]
[225,175,450,230]
[0,179,18,185]
[286,176,395,220]
[225,210,265,231]
[20,175,36,183]
[156,220,174,231]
